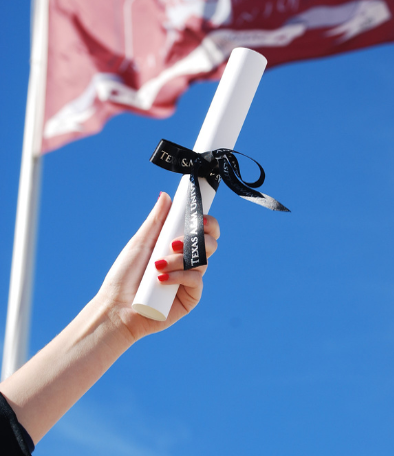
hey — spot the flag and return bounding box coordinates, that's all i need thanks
[42,0,394,153]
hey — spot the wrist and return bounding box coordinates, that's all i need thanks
[90,292,138,355]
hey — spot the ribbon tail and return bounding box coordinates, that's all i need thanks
[240,193,290,212]
[219,158,290,212]
[183,170,207,270]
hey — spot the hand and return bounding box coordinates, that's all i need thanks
[0,193,219,444]
[97,192,220,345]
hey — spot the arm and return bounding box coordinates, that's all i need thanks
[0,192,220,444]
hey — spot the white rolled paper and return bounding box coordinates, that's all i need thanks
[132,47,267,321]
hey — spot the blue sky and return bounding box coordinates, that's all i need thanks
[1,2,394,456]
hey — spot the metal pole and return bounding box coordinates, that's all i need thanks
[1,0,49,380]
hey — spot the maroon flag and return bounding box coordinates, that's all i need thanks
[42,0,394,153]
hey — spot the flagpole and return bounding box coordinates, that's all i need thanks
[1,0,49,380]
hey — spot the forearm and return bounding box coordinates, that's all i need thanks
[0,294,134,444]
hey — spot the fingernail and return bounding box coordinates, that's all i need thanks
[158,273,169,282]
[172,240,183,252]
[157,191,162,200]
[155,259,167,270]
[203,216,207,225]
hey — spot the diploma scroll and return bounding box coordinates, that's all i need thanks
[132,48,267,321]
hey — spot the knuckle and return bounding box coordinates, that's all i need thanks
[193,269,203,284]
[209,216,220,239]
[205,237,218,256]
[186,269,203,288]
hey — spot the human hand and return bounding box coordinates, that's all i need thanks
[0,193,219,444]
[97,192,220,345]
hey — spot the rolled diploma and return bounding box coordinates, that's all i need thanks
[132,48,267,321]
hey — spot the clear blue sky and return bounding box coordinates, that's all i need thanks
[1,3,394,456]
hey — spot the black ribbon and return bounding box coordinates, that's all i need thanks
[151,139,290,270]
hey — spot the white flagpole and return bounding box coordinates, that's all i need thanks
[1,0,49,380]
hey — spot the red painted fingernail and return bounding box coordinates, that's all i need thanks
[155,259,167,270]
[203,216,207,225]
[158,273,169,282]
[172,240,183,252]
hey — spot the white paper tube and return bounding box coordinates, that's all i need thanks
[132,48,267,321]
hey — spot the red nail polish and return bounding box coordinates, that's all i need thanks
[172,240,183,252]
[155,259,167,270]
[203,217,207,225]
[158,273,169,282]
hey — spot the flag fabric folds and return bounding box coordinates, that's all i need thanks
[42,0,394,153]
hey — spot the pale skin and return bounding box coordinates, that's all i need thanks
[0,192,220,445]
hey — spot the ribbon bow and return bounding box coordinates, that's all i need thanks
[151,139,290,270]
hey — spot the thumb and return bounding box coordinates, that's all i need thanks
[133,192,172,251]
[101,193,172,291]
